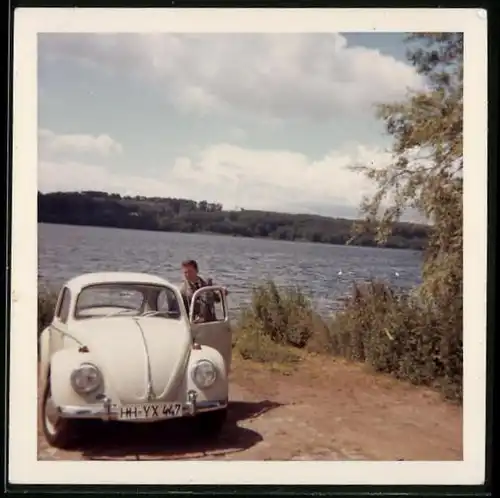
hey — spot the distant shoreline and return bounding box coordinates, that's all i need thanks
[38,191,429,251]
[38,221,424,253]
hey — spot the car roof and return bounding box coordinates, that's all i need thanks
[64,272,175,292]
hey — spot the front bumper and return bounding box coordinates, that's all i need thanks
[57,391,228,422]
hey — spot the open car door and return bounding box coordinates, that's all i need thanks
[189,286,232,373]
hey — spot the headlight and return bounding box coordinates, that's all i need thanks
[70,363,103,394]
[191,360,217,389]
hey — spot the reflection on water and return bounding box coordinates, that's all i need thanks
[38,223,423,316]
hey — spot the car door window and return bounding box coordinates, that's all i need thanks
[191,288,226,323]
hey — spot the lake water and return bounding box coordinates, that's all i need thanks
[38,223,423,316]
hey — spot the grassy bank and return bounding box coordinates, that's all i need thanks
[38,279,462,403]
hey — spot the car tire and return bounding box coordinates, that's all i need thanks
[193,408,228,438]
[41,380,82,449]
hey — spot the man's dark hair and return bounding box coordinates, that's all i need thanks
[182,259,199,272]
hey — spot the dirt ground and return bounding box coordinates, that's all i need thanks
[38,355,463,461]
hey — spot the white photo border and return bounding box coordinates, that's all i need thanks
[9,7,488,486]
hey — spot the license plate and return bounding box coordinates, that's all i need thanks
[117,402,183,421]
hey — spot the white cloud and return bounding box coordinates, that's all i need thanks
[38,128,123,158]
[39,33,424,121]
[228,127,247,142]
[38,141,392,218]
[169,143,389,212]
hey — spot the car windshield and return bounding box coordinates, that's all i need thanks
[74,283,182,320]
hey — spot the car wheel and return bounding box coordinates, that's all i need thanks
[41,380,82,449]
[193,408,228,438]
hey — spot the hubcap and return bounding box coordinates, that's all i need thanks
[44,387,59,436]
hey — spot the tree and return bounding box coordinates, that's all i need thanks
[350,33,463,306]
[38,191,429,249]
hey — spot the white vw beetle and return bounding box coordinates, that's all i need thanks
[38,272,232,449]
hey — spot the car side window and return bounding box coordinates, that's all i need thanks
[56,287,71,324]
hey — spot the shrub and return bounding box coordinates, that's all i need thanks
[235,281,329,344]
[233,280,330,365]
[329,280,462,402]
[38,287,58,335]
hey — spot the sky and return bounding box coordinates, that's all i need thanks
[38,32,425,219]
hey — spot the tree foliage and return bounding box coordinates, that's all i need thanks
[351,33,463,305]
[38,190,429,250]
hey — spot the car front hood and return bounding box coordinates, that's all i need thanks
[70,317,192,403]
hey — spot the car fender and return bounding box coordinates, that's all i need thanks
[183,345,229,403]
[49,349,115,408]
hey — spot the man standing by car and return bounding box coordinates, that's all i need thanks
[180,259,227,322]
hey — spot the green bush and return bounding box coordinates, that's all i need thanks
[232,280,332,366]
[38,287,58,335]
[328,280,462,402]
